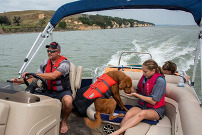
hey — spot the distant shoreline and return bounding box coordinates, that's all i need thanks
[0,25,155,34]
[0,10,156,34]
[0,25,197,35]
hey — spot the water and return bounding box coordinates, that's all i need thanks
[0,25,201,100]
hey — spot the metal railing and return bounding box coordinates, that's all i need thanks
[118,51,152,66]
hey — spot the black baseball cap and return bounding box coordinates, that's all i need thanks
[45,42,61,51]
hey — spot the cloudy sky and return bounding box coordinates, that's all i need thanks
[1,0,196,25]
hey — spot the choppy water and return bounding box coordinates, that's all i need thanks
[0,25,201,100]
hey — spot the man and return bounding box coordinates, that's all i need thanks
[11,42,72,134]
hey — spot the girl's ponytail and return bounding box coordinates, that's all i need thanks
[157,66,165,78]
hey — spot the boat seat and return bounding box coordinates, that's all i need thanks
[75,66,83,91]
[123,71,181,85]
[0,102,9,135]
[86,102,172,135]
[86,71,183,135]
[69,63,83,99]
[125,116,171,135]
[86,97,174,135]
[164,74,180,84]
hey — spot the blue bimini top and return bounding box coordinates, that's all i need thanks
[50,0,201,27]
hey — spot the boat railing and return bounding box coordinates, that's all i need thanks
[110,65,142,70]
[118,51,152,66]
[83,68,94,78]
[94,66,107,83]
[182,70,202,105]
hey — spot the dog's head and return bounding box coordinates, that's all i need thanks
[119,76,132,94]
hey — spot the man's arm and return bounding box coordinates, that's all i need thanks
[36,70,63,80]
[10,78,24,85]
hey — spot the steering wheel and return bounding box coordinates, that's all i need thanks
[24,73,47,92]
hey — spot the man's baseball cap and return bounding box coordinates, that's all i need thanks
[45,42,61,51]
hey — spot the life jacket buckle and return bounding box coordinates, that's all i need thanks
[96,77,103,82]
[90,84,96,89]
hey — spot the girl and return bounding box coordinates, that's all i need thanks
[110,59,166,135]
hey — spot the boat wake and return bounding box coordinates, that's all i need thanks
[106,32,196,72]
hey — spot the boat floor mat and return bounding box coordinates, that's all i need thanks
[96,105,159,125]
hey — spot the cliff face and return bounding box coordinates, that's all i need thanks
[0,10,155,34]
[77,14,155,30]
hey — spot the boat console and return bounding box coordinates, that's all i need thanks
[0,88,40,103]
[0,82,61,135]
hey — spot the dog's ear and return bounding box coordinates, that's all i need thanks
[119,80,126,90]
[127,82,131,88]
[127,78,132,87]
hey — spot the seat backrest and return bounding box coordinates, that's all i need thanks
[75,66,83,90]
[165,97,183,135]
[69,63,83,99]
[69,63,77,99]
[0,102,9,135]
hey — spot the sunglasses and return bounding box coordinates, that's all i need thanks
[47,50,58,53]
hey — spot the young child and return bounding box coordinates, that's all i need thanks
[162,61,190,82]
[110,59,166,135]
[162,61,177,75]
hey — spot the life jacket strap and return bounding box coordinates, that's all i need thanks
[90,84,104,97]
[51,83,62,86]
[98,76,113,98]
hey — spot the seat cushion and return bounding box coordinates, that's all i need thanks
[70,63,77,99]
[125,116,171,135]
[0,102,10,135]
[87,103,159,125]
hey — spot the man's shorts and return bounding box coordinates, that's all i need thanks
[39,90,73,101]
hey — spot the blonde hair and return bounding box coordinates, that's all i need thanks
[143,59,164,77]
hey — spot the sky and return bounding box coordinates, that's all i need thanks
[0,0,197,26]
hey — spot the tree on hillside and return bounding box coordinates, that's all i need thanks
[89,14,107,28]
[38,17,48,27]
[13,16,21,26]
[0,16,11,26]
[58,21,67,29]
[78,17,93,26]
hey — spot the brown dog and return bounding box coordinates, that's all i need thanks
[84,71,132,128]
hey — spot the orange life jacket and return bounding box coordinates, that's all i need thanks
[83,73,117,99]
[45,56,68,91]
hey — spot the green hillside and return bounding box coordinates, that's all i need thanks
[0,10,155,34]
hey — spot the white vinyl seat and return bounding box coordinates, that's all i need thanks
[0,102,9,135]
[75,66,83,91]
[69,63,83,99]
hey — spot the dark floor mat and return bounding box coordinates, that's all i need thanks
[59,109,92,135]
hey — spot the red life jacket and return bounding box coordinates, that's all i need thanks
[138,73,165,108]
[83,73,117,99]
[45,56,67,91]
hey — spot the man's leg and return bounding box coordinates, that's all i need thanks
[60,95,73,133]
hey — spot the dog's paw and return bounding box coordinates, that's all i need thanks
[120,113,125,117]
[122,107,128,112]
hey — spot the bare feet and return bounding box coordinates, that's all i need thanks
[60,122,68,134]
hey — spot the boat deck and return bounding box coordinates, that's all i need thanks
[60,109,92,135]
